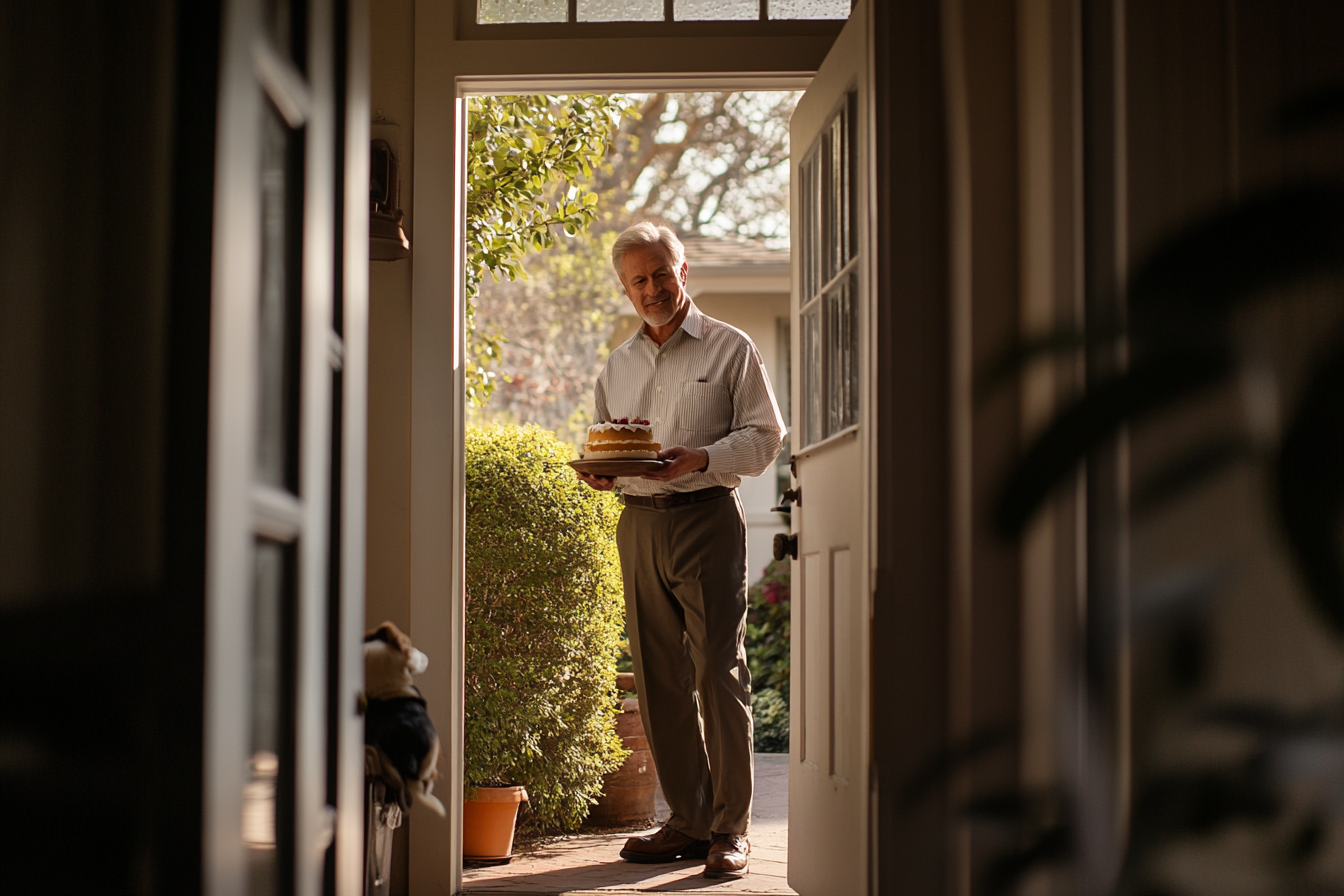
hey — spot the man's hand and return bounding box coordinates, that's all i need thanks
[577,471,617,491]
[641,445,709,482]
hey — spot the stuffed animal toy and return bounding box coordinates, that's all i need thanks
[363,622,446,816]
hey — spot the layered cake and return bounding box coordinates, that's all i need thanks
[584,418,661,460]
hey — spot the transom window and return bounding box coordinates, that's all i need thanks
[478,0,850,24]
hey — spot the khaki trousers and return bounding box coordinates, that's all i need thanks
[616,491,753,838]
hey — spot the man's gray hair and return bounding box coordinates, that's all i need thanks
[611,222,685,277]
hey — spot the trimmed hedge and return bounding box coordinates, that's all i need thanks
[465,424,627,832]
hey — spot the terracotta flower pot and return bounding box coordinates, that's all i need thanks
[587,673,659,828]
[462,784,528,863]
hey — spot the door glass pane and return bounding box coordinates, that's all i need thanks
[824,274,857,435]
[578,0,664,20]
[676,0,759,19]
[770,0,850,19]
[801,152,821,302]
[257,105,303,491]
[824,102,852,284]
[246,539,295,896]
[478,0,568,22]
[797,91,857,449]
[802,305,822,447]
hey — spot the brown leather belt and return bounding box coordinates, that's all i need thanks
[620,485,734,509]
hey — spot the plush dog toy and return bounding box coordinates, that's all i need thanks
[363,622,446,816]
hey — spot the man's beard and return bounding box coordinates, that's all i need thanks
[637,290,680,328]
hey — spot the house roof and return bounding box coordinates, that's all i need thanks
[677,233,791,297]
[680,234,790,267]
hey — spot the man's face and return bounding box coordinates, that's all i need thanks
[619,245,689,329]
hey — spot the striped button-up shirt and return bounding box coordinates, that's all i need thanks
[594,302,787,496]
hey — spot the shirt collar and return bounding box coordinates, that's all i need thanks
[680,301,705,338]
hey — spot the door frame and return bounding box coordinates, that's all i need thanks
[408,4,840,891]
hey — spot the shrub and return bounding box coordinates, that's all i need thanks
[747,558,790,753]
[746,558,791,698]
[465,424,627,832]
[751,687,790,753]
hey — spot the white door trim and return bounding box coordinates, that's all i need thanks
[409,4,834,890]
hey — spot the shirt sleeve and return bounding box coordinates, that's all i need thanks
[701,341,787,478]
[594,366,610,426]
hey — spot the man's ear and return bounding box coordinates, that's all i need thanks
[678,261,689,285]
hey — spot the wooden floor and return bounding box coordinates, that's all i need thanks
[462,753,794,895]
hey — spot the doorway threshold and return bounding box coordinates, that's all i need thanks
[463,753,793,895]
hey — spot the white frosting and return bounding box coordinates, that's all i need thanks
[589,422,653,434]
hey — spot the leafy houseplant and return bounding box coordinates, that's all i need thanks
[464,424,627,832]
[936,88,1344,895]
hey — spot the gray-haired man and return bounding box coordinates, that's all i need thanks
[577,222,785,878]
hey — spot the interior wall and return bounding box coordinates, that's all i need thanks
[1125,0,1344,732]
[1122,0,1344,886]
[0,1,217,892]
[366,0,415,634]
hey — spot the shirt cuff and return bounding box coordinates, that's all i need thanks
[701,444,725,474]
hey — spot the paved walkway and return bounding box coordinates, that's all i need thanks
[463,753,794,895]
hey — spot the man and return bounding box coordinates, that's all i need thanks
[576,222,785,878]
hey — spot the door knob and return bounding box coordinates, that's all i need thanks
[773,533,798,562]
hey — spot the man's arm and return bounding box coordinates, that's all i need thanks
[701,343,787,478]
[642,341,785,483]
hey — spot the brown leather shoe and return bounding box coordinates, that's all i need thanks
[620,826,711,863]
[703,832,749,877]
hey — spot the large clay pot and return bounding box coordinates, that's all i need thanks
[587,673,659,827]
[462,784,528,863]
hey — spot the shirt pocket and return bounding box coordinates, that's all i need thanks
[675,381,733,433]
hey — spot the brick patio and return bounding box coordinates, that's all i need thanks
[463,753,794,895]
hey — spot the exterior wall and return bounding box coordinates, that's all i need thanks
[692,291,792,584]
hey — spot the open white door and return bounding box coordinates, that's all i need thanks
[787,3,872,894]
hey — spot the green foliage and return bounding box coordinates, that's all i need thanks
[751,687,789,754]
[467,228,627,454]
[468,90,802,437]
[747,559,790,753]
[464,424,627,832]
[746,558,791,698]
[465,95,637,405]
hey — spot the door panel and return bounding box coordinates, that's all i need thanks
[205,1,366,893]
[801,550,825,769]
[789,3,871,894]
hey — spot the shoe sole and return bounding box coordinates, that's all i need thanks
[703,861,749,879]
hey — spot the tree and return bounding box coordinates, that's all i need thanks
[469,90,799,435]
[465,94,636,404]
[604,92,798,244]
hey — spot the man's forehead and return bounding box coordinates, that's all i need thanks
[621,245,680,276]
